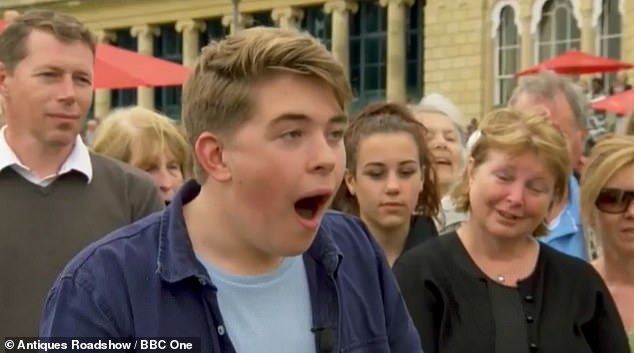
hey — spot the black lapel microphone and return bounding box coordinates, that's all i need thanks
[311,326,335,353]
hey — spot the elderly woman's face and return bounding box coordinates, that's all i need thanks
[468,149,555,239]
[593,163,634,255]
[135,148,185,204]
[416,111,463,193]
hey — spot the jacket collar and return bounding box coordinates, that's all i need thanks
[156,180,343,283]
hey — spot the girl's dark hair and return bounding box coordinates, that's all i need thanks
[332,102,440,218]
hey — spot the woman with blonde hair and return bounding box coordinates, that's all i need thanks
[394,108,629,353]
[580,135,634,350]
[92,106,191,204]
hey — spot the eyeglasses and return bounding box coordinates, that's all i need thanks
[595,188,634,214]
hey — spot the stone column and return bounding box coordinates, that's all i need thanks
[519,10,533,70]
[222,14,254,34]
[379,0,413,103]
[271,7,304,29]
[93,30,117,120]
[324,0,358,80]
[580,0,594,54]
[131,25,159,109]
[176,20,206,68]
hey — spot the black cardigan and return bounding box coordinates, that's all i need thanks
[402,215,438,254]
[393,232,630,353]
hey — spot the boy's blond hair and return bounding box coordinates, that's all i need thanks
[92,106,192,178]
[182,26,352,183]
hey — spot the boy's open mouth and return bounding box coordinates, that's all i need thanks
[294,194,331,220]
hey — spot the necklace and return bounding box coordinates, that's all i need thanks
[496,275,506,283]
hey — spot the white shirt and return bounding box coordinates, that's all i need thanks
[0,126,93,187]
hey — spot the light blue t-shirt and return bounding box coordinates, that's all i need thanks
[540,175,587,260]
[200,255,317,353]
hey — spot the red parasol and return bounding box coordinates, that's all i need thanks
[516,50,634,77]
[591,89,634,116]
[94,44,189,89]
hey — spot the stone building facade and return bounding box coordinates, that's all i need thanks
[1,0,631,123]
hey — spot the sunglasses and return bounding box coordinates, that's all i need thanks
[595,188,634,214]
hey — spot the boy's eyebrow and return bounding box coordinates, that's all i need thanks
[269,113,349,126]
[329,114,349,124]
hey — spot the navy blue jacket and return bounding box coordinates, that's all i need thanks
[40,180,423,353]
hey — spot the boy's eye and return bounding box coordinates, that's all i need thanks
[328,129,345,141]
[281,130,303,140]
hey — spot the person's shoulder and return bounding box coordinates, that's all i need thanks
[540,243,588,267]
[321,210,386,244]
[90,152,155,186]
[411,214,436,229]
[539,243,602,283]
[320,210,365,232]
[398,231,455,266]
[318,210,381,257]
[58,211,163,282]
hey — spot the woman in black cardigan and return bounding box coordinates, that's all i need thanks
[394,108,629,353]
[332,102,439,267]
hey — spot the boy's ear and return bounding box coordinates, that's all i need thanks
[0,62,10,98]
[194,132,232,182]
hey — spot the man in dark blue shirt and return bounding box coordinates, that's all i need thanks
[40,26,422,353]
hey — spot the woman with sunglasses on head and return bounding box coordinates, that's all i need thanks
[394,108,629,353]
[332,102,440,267]
[580,135,634,351]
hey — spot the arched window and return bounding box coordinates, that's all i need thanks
[597,0,621,59]
[494,5,519,105]
[537,0,580,62]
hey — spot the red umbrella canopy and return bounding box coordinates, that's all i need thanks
[516,50,634,77]
[95,43,190,89]
[591,89,634,116]
[1,21,190,89]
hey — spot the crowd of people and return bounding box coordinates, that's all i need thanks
[1,8,633,353]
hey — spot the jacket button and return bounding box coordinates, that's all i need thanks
[198,278,208,286]
[524,295,534,302]
[526,315,534,323]
[529,343,538,351]
[217,325,225,335]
